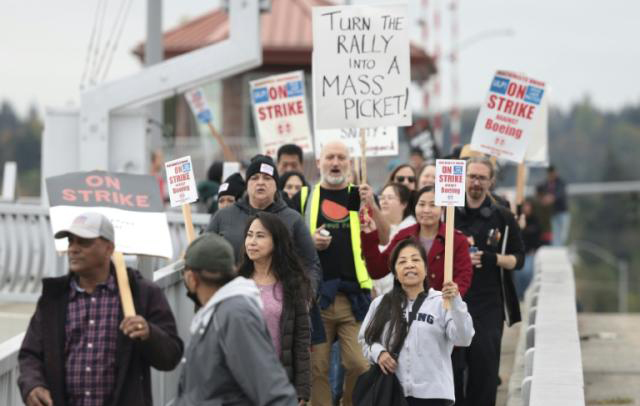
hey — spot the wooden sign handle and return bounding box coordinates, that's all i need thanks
[515,163,527,215]
[359,128,367,185]
[443,206,455,310]
[182,203,196,244]
[207,122,237,161]
[112,251,136,317]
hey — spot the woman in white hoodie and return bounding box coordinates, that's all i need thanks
[358,238,474,406]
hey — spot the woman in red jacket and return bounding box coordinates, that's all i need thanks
[361,186,473,297]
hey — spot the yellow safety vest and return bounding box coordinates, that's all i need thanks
[306,184,372,290]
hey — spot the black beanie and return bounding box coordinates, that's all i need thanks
[245,155,279,184]
[218,173,246,200]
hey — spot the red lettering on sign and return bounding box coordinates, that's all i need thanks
[62,188,77,202]
[136,195,150,208]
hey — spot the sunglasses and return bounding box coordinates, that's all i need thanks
[395,176,416,183]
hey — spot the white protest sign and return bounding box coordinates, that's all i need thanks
[222,161,242,182]
[312,4,412,129]
[314,127,398,158]
[46,171,173,258]
[164,156,198,207]
[470,70,546,163]
[250,71,314,157]
[435,159,466,207]
[1,161,17,201]
[185,88,213,124]
[524,96,549,166]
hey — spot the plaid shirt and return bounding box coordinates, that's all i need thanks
[64,273,120,406]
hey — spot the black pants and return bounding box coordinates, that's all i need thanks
[452,304,504,406]
[406,397,450,406]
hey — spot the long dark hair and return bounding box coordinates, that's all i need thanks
[364,238,429,353]
[388,164,417,188]
[238,212,312,306]
[412,185,436,219]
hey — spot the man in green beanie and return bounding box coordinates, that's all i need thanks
[175,233,298,406]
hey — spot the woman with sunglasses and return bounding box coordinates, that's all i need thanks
[238,212,312,404]
[360,186,473,297]
[359,238,474,406]
[388,164,417,191]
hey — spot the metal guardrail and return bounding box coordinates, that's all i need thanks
[0,259,189,406]
[519,247,585,406]
[0,203,209,301]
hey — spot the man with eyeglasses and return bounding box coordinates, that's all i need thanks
[18,212,183,406]
[452,157,525,406]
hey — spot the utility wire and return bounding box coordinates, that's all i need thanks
[79,0,103,90]
[88,0,109,85]
[95,0,133,83]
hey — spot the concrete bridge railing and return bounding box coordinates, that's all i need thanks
[509,247,585,406]
[0,203,209,301]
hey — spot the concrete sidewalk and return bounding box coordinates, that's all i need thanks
[580,313,640,406]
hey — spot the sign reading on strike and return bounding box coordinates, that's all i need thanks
[435,160,466,207]
[312,4,412,129]
[470,70,546,163]
[250,71,313,157]
[314,127,398,158]
[46,171,173,258]
[165,156,198,207]
[185,88,213,124]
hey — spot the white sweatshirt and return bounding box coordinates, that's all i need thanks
[358,289,474,402]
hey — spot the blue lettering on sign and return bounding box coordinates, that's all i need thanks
[453,165,463,175]
[196,111,212,123]
[286,80,303,97]
[253,87,269,103]
[182,162,191,172]
[524,86,544,105]
[490,76,510,95]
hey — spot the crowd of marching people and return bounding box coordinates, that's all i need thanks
[18,140,570,406]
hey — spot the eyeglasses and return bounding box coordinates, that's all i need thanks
[467,174,490,182]
[395,176,416,183]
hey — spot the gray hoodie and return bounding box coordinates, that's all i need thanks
[207,194,321,291]
[175,277,298,406]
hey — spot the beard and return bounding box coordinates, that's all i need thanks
[323,173,346,186]
[468,187,486,200]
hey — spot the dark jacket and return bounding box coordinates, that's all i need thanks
[18,267,183,406]
[455,197,525,326]
[207,193,322,292]
[361,222,473,297]
[280,294,311,400]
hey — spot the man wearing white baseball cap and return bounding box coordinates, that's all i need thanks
[18,212,183,406]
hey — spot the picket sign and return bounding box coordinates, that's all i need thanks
[435,159,467,309]
[249,71,314,157]
[112,251,136,317]
[312,3,411,188]
[470,70,546,163]
[164,156,198,244]
[470,71,548,213]
[185,87,237,161]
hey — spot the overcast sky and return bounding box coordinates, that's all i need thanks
[1,0,638,117]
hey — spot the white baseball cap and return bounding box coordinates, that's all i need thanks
[54,212,115,243]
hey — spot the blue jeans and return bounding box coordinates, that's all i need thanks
[552,211,570,246]
[330,341,345,401]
